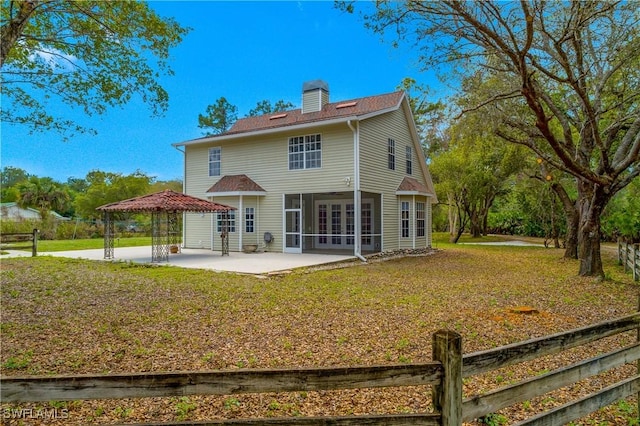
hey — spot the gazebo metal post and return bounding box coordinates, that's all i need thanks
[168,212,181,253]
[103,211,114,259]
[221,211,229,256]
[151,211,169,262]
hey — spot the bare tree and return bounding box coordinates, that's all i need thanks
[346,0,640,277]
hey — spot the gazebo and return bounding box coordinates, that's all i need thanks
[97,189,235,262]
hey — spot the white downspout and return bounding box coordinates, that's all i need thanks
[347,119,366,263]
[239,195,244,251]
[412,195,416,249]
[174,145,187,248]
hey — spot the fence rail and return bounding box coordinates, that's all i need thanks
[618,240,640,281]
[1,312,638,425]
[0,229,38,256]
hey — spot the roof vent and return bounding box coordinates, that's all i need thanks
[269,113,287,120]
[336,101,357,109]
[302,80,329,114]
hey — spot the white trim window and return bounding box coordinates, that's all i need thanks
[401,201,410,238]
[406,145,412,175]
[217,211,236,233]
[361,202,372,246]
[388,138,395,170]
[245,207,255,233]
[416,202,425,237]
[289,134,321,170]
[209,147,221,177]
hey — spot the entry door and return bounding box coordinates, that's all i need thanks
[284,194,302,253]
[315,199,374,251]
[315,201,355,249]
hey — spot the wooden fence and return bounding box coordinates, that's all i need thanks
[619,240,640,281]
[0,229,38,257]
[2,312,639,425]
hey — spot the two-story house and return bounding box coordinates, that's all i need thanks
[173,80,436,257]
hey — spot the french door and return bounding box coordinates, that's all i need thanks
[315,199,373,250]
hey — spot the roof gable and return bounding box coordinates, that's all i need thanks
[396,177,431,195]
[206,175,266,195]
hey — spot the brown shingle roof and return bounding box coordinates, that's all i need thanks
[396,177,430,194]
[206,175,266,194]
[210,91,404,138]
[96,189,235,213]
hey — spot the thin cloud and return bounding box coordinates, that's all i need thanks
[28,45,78,71]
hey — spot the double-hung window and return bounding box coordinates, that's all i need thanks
[209,147,221,177]
[401,201,410,238]
[388,138,396,170]
[416,202,425,237]
[406,146,412,175]
[289,134,321,170]
[217,211,235,233]
[245,207,255,233]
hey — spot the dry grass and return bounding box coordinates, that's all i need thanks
[1,244,638,425]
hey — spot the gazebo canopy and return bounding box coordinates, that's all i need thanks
[97,189,235,213]
[97,190,235,262]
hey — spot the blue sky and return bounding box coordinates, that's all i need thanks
[2,1,443,183]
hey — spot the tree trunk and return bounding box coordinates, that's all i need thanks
[1,0,39,68]
[550,182,578,259]
[481,194,495,237]
[482,213,489,237]
[469,214,482,238]
[447,193,458,239]
[450,225,465,243]
[576,182,610,278]
[564,210,579,259]
[450,200,469,243]
[578,221,603,278]
[550,201,561,248]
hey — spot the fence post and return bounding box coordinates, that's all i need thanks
[618,238,623,265]
[432,330,462,426]
[622,243,629,273]
[32,229,39,257]
[633,244,638,281]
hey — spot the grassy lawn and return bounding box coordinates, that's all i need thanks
[32,236,151,252]
[19,232,533,252]
[0,244,637,424]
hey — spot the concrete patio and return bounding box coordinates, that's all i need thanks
[3,246,356,274]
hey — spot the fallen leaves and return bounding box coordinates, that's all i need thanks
[0,247,638,424]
